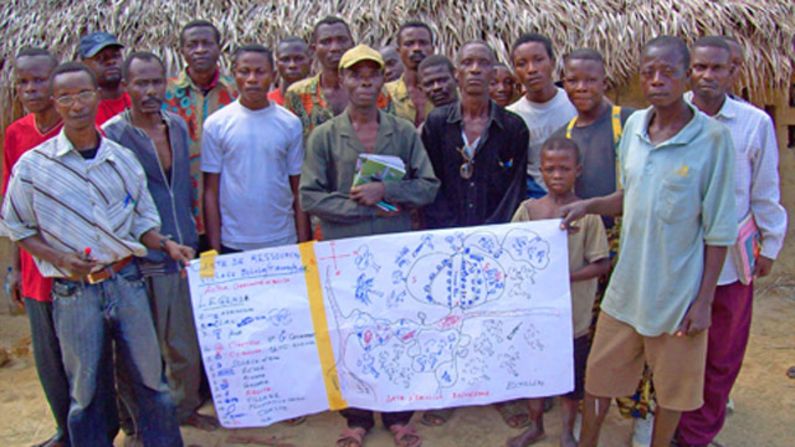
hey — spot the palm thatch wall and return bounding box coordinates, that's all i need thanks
[0,0,793,128]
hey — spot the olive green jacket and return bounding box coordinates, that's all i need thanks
[300,110,440,240]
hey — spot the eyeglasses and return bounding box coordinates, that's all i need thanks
[54,90,97,107]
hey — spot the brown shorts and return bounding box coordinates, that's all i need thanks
[585,312,708,411]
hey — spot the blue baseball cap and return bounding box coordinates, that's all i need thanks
[78,32,123,58]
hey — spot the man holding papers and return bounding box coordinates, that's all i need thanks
[300,44,439,242]
[299,44,438,447]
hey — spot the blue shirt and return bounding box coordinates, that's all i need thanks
[602,105,737,336]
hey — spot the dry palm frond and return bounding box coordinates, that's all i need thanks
[0,0,793,131]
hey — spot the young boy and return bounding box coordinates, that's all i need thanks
[508,137,610,447]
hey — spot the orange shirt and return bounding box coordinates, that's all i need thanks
[267,88,285,106]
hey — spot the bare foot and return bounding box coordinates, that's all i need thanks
[182,412,220,431]
[559,431,577,447]
[506,425,546,447]
[495,401,531,428]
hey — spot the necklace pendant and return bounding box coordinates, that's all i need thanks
[460,162,473,180]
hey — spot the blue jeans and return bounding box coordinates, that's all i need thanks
[52,263,183,447]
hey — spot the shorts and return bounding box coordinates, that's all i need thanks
[563,335,591,401]
[585,312,708,411]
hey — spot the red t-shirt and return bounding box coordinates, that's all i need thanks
[267,88,285,106]
[95,93,132,125]
[3,114,63,302]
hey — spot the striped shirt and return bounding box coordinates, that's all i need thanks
[1,131,161,278]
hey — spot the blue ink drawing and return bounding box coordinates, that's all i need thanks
[354,274,382,305]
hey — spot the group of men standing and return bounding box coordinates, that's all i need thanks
[0,14,786,447]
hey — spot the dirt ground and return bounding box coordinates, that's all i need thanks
[2,148,795,447]
[0,271,792,447]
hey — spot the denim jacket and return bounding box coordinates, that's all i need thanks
[102,110,198,274]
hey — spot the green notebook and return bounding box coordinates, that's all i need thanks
[352,154,405,212]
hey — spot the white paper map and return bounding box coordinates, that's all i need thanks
[187,219,573,428]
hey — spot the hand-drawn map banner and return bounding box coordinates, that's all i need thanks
[187,220,573,428]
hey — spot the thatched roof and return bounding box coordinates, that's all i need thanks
[1,0,793,128]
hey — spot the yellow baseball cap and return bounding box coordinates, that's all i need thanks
[339,44,385,70]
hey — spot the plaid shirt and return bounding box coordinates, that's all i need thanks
[284,73,394,140]
[163,68,237,234]
[1,132,161,278]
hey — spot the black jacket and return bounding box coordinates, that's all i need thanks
[421,101,528,228]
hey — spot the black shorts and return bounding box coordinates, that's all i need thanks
[564,335,591,401]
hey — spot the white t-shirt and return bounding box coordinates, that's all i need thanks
[507,88,576,190]
[201,100,304,249]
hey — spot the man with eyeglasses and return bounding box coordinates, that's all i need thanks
[79,31,131,125]
[421,41,527,230]
[2,62,191,447]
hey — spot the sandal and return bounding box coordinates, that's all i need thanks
[337,426,367,447]
[495,401,531,428]
[420,408,455,426]
[389,423,422,447]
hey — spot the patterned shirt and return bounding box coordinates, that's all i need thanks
[163,68,237,234]
[385,74,433,126]
[284,73,394,140]
[1,131,161,278]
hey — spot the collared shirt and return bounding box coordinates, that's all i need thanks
[602,105,737,336]
[1,131,161,278]
[102,110,198,275]
[163,68,237,234]
[686,94,787,285]
[421,101,528,228]
[385,74,433,126]
[284,73,394,140]
[2,114,62,301]
[300,110,439,241]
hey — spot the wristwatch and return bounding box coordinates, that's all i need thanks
[159,235,173,251]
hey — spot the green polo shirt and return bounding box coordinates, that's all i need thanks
[299,110,440,241]
[602,105,737,336]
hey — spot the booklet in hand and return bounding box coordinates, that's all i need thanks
[352,154,406,212]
